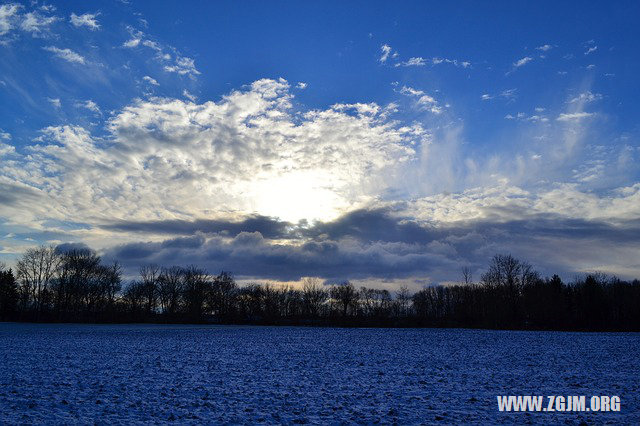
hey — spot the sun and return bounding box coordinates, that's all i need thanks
[248,170,348,223]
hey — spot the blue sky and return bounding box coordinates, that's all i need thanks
[1,1,639,287]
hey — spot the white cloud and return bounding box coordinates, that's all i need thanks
[535,107,545,112]
[182,89,197,102]
[397,86,442,114]
[379,44,391,63]
[432,57,471,68]
[535,44,553,51]
[76,100,101,114]
[295,82,307,89]
[2,79,424,227]
[500,89,517,99]
[399,86,424,97]
[42,46,86,64]
[20,11,58,35]
[483,89,516,101]
[47,97,61,108]
[123,26,200,77]
[513,56,533,68]
[70,12,100,30]
[0,129,11,140]
[557,112,595,121]
[568,91,602,104]
[0,3,21,37]
[0,141,15,157]
[395,57,426,67]
[142,76,159,86]
[584,46,598,55]
[123,38,140,48]
[163,56,200,76]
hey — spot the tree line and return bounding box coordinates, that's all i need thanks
[0,246,638,330]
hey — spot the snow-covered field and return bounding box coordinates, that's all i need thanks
[0,323,638,424]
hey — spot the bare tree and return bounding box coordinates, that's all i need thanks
[330,281,359,317]
[158,266,184,315]
[140,264,160,315]
[461,266,473,285]
[16,245,60,314]
[395,285,411,317]
[301,277,327,318]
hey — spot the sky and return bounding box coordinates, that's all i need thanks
[1,0,639,288]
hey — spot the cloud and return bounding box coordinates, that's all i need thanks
[20,11,58,36]
[295,82,307,89]
[76,99,101,115]
[0,3,21,37]
[103,215,294,239]
[142,75,159,86]
[568,91,602,104]
[123,38,140,48]
[513,56,533,68]
[432,57,471,68]
[182,89,197,102]
[397,85,442,114]
[42,46,86,64]
[535,44,553,52]
[482,89,516,102]
[70,12,100,30]
[163,56,200,76]
[584,46,598,55]
[395,57,426,67]
[47,97,61,108]
[101,193,640,282]
[557,112,595,121]
[122,26,200,77]
[1,78,423,231]
[379,44,392,63]
[504,111,549,123]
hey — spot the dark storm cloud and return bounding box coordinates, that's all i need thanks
[101,208,640,282]
[55,242,92,254]
[104,231,457,281]
[102,216,294,239]
[302,208,442,243]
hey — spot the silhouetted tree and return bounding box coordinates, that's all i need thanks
[0,266,18,319]
[140,264,160,316]
[182,266,210,320]
[4,244,640,331]
[158,266,184,316]
[331,281,359,317]
[16,245,60,316]
[209,271,237,320]
[302,277,327,318]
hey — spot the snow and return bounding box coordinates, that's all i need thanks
[0,323,638,424]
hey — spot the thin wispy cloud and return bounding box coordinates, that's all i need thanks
[535,44,553,51]
[557,112,595,121]
[569,91,602,103]
[395,57,426,67]
[585,45,598,55]
[42,46,85,64]
[142,75,159,86]
[19,11,58,36]
[76,99,101,115]
[379,44,392,63]
[70,13,100,30]
[513,56,533,68]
